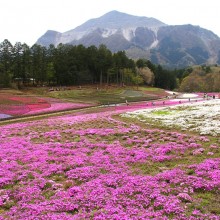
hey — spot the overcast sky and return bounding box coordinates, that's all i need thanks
[1,0,220,46]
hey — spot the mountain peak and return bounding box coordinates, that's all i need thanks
[102,10,126,16]
[73,10,166,32]
[36,30,61,46]
[100,10,139,20]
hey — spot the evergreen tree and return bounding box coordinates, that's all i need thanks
[0,39,13,87]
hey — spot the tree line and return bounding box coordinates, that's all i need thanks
[0,39,179,90]
[179,65,220,92]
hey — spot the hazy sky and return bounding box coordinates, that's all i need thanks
[1,0,220,46]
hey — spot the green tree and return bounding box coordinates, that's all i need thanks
[30,44,48,85]
[97,45,112,86]
[132,74,144,89]
[87,45,99,83]
[53,43,70,85]
[113,51,130,86]
[136,59,146,68]
[21,43,32,85]
[154,65,177,90]
[46,62,56,85]
[0,39,13,87]
[12,42,24,87]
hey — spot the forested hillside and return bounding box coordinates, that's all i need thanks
[179,65,220,92]
[0,39,177,90]
[0,39,219,92]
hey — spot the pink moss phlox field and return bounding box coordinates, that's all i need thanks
[0,96,203,119]
[24,103,92,115]
[0,104,29,116]
[0,106,220,219]
[0,95,50,117]
[0,94,93,118]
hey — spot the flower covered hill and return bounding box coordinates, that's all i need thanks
[0,99,220,219]
[0,94,93,119]
[0,86,169,120]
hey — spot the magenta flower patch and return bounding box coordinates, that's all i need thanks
[0,102,219,219]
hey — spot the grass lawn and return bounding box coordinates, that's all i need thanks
[26,85,168,105]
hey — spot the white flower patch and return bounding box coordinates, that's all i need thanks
[122,99,220,136]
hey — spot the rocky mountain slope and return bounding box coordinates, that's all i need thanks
[36,10,220,68]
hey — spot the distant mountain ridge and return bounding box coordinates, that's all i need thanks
[36,10,220,68]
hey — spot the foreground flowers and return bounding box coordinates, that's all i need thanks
[0,102,219,219]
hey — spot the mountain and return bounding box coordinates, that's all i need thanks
[36,10,220,68]
[37,11,165,47]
